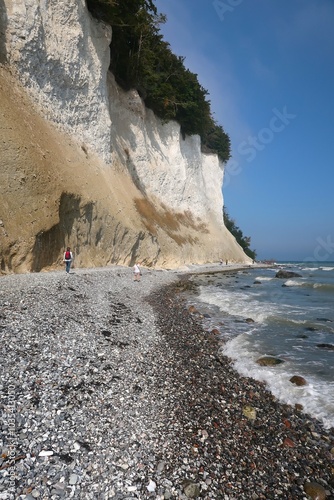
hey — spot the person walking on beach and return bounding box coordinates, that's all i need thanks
[133,262,141,282]
[63,247,73,274]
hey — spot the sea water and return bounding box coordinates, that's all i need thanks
[184,262,334,429]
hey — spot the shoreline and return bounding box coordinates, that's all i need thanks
[149,275,333,499]
[0,266,332,499]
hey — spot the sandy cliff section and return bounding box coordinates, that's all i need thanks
[0,0,250,273]
[0,66,146,273]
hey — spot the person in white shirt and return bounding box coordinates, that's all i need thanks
[133,263,141,281]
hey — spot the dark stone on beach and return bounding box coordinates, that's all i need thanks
[188,305,198,313]
[275,270,302,278]
[316,343,334,350]
[210,328,220,335]
[254,280,262,284]
[101,330,111,337]
[304,481,327,500]
[305,326,317,331]
[290,375,307,386]
[256,356,284,366]
[316,317,333,323]
[245,318,255,323]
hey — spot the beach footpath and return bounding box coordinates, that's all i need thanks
[0,265,333,499]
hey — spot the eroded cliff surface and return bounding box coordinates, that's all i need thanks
[0,0,250,273]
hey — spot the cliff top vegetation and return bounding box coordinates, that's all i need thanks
[223,208,257,260]
[86,0,231,163]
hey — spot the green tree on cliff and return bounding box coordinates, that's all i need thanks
[223,207,257,260]
[86,0,231,162]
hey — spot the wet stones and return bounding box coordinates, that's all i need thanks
[290,375,307,386]
[256,356,285,366]
[304,481,327,499]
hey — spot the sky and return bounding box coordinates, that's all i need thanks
[153,0,334,262]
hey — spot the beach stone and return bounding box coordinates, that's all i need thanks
[245,318,255,323]
[183,480,200,498]
[304,481,327,499]
[283,437,295,448]
[146,480,156,492]
[290,375,307,386]
[243,405,256,420]
[156,461,166,473]
[275,270,302,278]
[69,474,78,485]
[256,356,284,366]
[188,305,198,313]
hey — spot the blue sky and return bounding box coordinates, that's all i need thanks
[154,0,334,261]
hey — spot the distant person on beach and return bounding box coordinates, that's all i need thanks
[133,263,141,282]
[63,247,73,274]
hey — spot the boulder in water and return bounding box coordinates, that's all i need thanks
[256,356,284,366]
[275,270,302,278]
[290,375,307,386]
[317,343,334,351]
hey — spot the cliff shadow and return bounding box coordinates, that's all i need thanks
[31,193,94,272]
[0,0,7,63]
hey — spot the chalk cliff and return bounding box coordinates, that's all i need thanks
[0,0,251,273]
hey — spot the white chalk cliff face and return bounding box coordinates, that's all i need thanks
[0,0,250,272]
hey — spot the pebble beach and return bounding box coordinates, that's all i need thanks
[0,265,333,499]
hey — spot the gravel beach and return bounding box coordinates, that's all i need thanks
[0,265,333,499]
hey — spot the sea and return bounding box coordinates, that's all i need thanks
[183,262,334,429]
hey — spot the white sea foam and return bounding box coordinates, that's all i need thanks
[282,279,327,289]
[283,279,304,287]
[320,267,334,271]
[254,276,274,281]
[198,287,276,323]
[222,335,334,429]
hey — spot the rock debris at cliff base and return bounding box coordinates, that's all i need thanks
[0,267,333,499]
